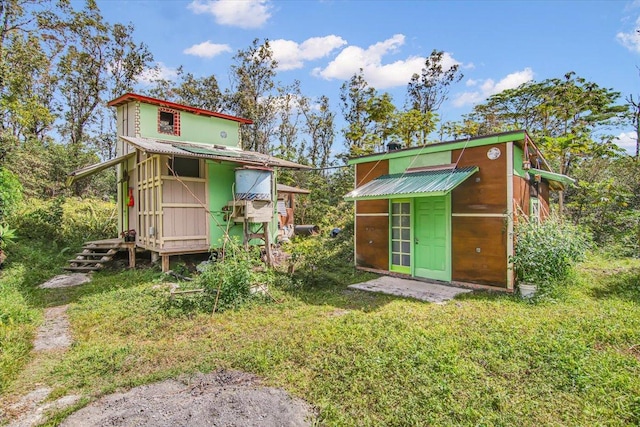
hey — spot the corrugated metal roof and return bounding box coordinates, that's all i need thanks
[121,136,310,170]
[344,166,479,201]
[529,168,574,191]
[66,152,135,185]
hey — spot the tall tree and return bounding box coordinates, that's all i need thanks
[300,94,335,171]
[226,38,279,154]
[340,69,377,157]
[461,72,627,213]
[406,49,462,144]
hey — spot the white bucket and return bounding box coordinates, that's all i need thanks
[519,282,537,298]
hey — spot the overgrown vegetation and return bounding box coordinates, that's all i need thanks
[2,234,639,425]
[511,214,590,296]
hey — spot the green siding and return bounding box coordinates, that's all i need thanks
[207,162,242,247]
[138,103,240,147]
[207,161,278,248]
[389,151,451,174]
[348,131,526,165]
[513,144,526,177]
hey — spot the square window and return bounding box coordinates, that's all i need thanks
[158,108,180,135]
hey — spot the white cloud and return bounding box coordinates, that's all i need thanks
[616,17,640,53]
[452,68,534,107]
[614,131,637,154]
[138,62,179,85]
[270,35,347,70]
[312,34,461,90]
[183,40,232,58]
[188,0,271,29]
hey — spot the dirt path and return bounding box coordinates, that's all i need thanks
[3,274,316,427]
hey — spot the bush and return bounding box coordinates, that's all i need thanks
[12,197,117,246]
[510,214,590,295]
[163,243,272,315]
[0,167,23,222]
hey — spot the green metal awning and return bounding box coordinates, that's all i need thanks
[344,166,479,201]
[529,168,575,191]
[67,152,135,185]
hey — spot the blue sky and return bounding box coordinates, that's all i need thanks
[97,0,640,153]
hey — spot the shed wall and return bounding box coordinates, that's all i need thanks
[354,160,389,270]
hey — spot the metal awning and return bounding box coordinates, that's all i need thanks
[66,152,135,185]
[276,184,311,194]
[121,136,310,170]
[529,168,575,191]
[344,166,479,201]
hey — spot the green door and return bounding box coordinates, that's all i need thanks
[414,195,451,281]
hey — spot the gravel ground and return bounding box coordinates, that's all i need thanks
[59,371,316,427]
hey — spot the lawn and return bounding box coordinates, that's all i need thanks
[1,241,639,426]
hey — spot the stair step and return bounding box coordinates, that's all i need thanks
[75,252,113,257]
[63,266,102,272]
[68,259,106,264]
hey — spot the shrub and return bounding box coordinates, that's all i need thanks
[510,214,590,294]
[0,167,23,222]
[12,197,117,246]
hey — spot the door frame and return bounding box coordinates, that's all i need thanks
[389,199,413,275]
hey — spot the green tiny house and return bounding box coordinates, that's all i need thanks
[345,130,574,291]
[68,93,309,270]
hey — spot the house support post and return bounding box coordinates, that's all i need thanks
[161,254,170,272]
[128,244,136,269]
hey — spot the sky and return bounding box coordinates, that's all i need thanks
[96,0,640,154]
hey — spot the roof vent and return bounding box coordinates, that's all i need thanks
[387,142,402,151]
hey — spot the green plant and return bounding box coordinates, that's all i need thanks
[510,214,590,293]
[0,223,17,251]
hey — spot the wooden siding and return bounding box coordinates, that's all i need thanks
[355,216,389,270]
[451,144,507,214]
[513,175,530,217]
[452,216,507,287]
[354,160,389,270]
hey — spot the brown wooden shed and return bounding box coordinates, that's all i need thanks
[344,130,574,291]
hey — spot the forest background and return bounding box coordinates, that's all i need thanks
[1,0,640,255]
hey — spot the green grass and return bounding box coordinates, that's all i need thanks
[2,243,640,426]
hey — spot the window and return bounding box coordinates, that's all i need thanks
[169,157,200,178]
[391,201,411,272]
[158,108,180,135]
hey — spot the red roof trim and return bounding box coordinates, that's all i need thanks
[107,93,253,124]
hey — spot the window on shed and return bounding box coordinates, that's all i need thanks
[158,108,180,135]
[169,157,200,178]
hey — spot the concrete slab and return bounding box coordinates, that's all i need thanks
[348,276,472,303]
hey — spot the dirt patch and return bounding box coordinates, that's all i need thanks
[33,305,72,351]
[5,387,81,427]
[59,371,315,427]
[38,274,91,289]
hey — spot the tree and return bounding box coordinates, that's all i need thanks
[340,69,377,156]
[299,94,335,171]
[226,38,279,154]
[460,72,627,214]
[406,49,463,144]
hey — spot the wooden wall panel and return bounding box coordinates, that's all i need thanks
[451,144,507,214]
[452,216,507,287]
[354,160,389,270]
[355,160,389,186]
[356,199,388,214]
[539,181,550,219]
[513,176,530,217]
[355,216,389,270]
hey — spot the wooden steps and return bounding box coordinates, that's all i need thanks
[64,239,124,272]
